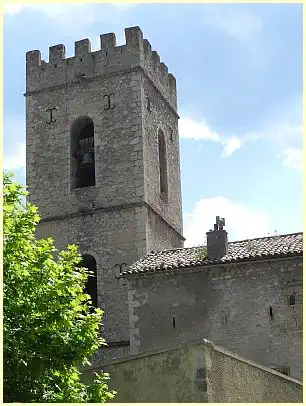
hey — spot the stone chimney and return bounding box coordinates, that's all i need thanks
[206,216,228,259]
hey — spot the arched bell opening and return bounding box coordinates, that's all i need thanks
[71,116,96,189]
[81,254,98,309]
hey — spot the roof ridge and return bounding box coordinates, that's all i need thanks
[125,231,303,276]
[228,231,303,245]
[144,232,303,256]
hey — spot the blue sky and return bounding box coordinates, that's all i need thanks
[3,3,303,246]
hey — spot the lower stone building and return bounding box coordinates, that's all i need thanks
[84,339,303,403]
[121,217,303,380]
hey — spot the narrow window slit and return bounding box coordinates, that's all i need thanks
[288,294,295,306]
[269,306,274,321]
[158,129,168,198]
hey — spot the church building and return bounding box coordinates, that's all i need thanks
[25,26,303,381]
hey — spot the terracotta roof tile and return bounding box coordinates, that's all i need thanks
[122,232,303,276]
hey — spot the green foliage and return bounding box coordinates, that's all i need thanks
[3,173,116,402]
[194,246,208,260]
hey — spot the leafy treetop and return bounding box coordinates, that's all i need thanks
[3,173,116,402]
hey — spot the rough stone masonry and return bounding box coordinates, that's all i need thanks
[122,226,303,380]
[25,26,184,363]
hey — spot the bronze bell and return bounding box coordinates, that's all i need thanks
[80,152,94,166]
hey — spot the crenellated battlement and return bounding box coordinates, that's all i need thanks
[26,26,177,111]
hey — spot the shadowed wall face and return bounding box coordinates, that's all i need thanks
[82,341,302,403]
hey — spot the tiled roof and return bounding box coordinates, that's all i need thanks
[122,232,303,276]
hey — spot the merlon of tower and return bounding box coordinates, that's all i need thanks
[26,26,177,111]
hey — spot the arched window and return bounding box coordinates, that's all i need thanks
[158,129,168,198]
[71,116,95,189]
[81,254,97,309]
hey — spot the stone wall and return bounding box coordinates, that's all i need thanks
[26,26,184,360]
[146,207,184,252]
[26,68,145,218]
[125,256,303,380]
[142,74,183,236]
[36,206,141,347]
[82,340,303,403]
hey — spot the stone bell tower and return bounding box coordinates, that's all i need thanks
[25,26,184,362]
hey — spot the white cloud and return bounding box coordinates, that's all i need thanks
[281,148,302,171]
[266,124,302,171]
[260,100,302,171]
[179,113,302,169]
[183,196,270,247]
[4,142,26,171]
[179,117,257,157]
[261,98,302,146]
[179,117,220,142]
[220,136,242,157]
[203,7,262,42]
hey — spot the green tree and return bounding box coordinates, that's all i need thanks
[3,173,116,402]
